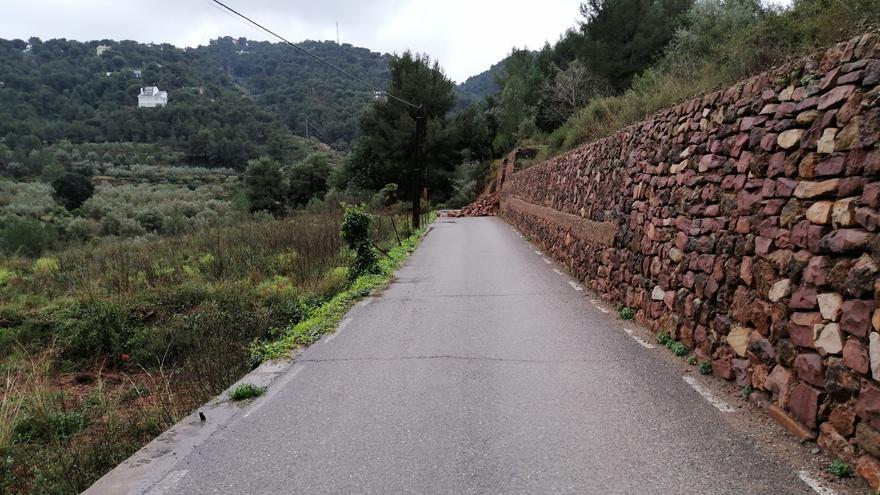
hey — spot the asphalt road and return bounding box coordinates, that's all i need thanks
[158,216,815,494]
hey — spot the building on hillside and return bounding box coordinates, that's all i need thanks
[138,86,168,108]
[96,45,111,56]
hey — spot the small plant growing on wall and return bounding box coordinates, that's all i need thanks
[618,306,635,320]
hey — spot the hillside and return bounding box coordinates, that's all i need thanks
[0,37,390,166]
[453,57,506,111]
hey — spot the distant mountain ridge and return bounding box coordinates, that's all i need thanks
[0,36,390,154]
[453,56,507,111]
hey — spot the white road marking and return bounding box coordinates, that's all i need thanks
[358,298,372,307]
[568,281,584,291]
[534,250,543,256]
[542,257,552,264]
[243,365,305,418]
[682,376,736,412]
[597,307,610,314]
[797,471,839,495]
[146,470,189,495]
[553,268,563,276]
[323,317,353,343]
[624,328,655,348]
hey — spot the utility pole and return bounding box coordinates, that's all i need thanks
[412,109,424,229]
[305,117,310,140]
[336,22,340,45]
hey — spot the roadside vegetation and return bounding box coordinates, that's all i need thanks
[472,0,880,165]
[0,203,419,494]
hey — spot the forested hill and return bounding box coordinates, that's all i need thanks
[0,37,390,167]
[453,57,506,111]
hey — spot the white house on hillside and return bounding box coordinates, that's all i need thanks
[138,86,168,108]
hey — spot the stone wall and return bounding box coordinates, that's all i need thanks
[501,33,880,486]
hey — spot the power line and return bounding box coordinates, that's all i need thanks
[208,0,421,110]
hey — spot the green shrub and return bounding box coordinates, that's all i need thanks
[699,360,712,375]
[0,217,53,256]
[667,341,689,357]
[827,459,853,478]
[341,204,379,280]
[229,383,266,401]
[618,306,635,320]
[657,332,671,346]
[55,300,135,363]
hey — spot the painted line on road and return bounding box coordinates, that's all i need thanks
[553,268,564,276]
[534,250,543,256]
[682,376,736,412]
[243,365,305,419]
[624,328,655,349]
[567,281,584,291]
[358,298,372,307]
[146,470,189,495]
[323,317,353,344]
[542,257,552,264]
[797,471,839,495]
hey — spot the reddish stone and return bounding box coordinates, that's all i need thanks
[825,357,861,399]
[819,422,858,464]
[803,256,832,285]
[857,455,880,493]
[814,155,846,177]
[845,254,879,297]
[856,207,880,231]
[776,339,798,368]
[793,353,825,387]
[817,84,857,110]
[765,365,795,407]
[829,402,857,436]
[752,363,770,390]
[864,182,880,208]
[817,228,874,253]
[857,381,880,430]
[732,358,752,387]
[843,338,870,374]
[841,299,877,337]
[788,325,817,349]
[789,382,821,429]
[788,286,818,309]
[857,422,880,459]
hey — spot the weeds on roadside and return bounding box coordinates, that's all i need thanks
[229,384,267,401]
[828,459,854,478]
[698,361,712,375]
[617,306,635,320]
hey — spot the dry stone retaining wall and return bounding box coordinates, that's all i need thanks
[501,33,880,487]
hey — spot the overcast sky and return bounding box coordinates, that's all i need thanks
[0,0,585,83]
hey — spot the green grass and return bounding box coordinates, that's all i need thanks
[255,217,433,361]
[229,383,267,401]
[0,206,418,494]
[827,459,854,478]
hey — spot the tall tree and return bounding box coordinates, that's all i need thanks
[51,172,94,210]
[578,0,694,90]
[341,51,458,199]
[244,156,287,215]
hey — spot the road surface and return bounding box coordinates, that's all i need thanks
[130,216,821,494]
